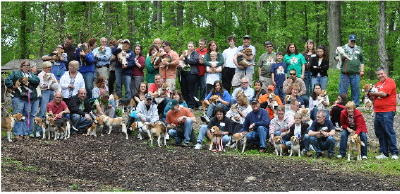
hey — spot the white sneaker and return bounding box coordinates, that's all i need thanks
[336,154,343,159]
[391,155,399,160]
[375,154,388,159]
[362,155,368,160]
[165,133,170,140]
[194,143,202,150]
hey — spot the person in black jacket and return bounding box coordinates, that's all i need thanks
[179,41,200,109]
[194,108,235,150]
[67,88,93,133]
[286,113,311,153]
[310,46,329,90]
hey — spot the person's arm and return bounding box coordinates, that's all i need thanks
[28,74,40,88]
[169,51,180,67]
[301,55,306,79]
[145,57,157,74]
[269,119,276,137]
[307,122,320,136]
[359,49,364,76]
[137,56,145,71]
[219,91,231,106]
[241,115,250,132]
[184,51,200,65]
[298,79,306,96]
[103,47,112,62]
[254,110,270,127]
[204,54,211,66]
[355,111,367,135]
[126,52,136,68]
[217,53,224,67]
[85,52,96,65]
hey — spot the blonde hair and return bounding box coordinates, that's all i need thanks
[42,61,52,68]
[69,60,80,69]
[345,101,356,110]
[294,113,302,119]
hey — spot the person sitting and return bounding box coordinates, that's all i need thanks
[308,110,336,158]
[309,84,330,121]
[225,92,252,133]
[67,88,93,134]
[202,80,231,121]
[330,94,348,128]
[92,76,114,117]
[283,69,308,107]
[231,77,255,103]
[163,90,188,121]
[148,74,171,116]
[337,101,368,159]
[253,80,267,101]
[269,105,294,147]
[133,82,148,107]
[47,91,70,120]
[136,94,159,123]
[258,85,283,120]
[288,113,311,155]
[286,83,305,107]
[235,99,270,153]
[166,99,196,146]
[194,108,234,150]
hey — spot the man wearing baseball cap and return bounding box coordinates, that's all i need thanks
[112,38,135,100]
[232,35,257,87]
[258,41,276,89]
[136,93,159,123]
[336,34,364,106]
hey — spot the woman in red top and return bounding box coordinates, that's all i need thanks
[131,44,145,98]
[338,101,368,159]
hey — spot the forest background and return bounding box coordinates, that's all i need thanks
[1,1,400,96]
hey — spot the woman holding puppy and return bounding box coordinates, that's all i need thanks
[309,84,330,121]
[38,61,59,118]
[337,101,368,159]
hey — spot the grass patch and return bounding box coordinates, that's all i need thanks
[69,183,80,190]
[2,157,40,172]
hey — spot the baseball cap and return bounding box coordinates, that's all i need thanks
[243,35,251,39]
[251,99,259,105]
[349,34,356,41]
[264,41,273,46]
[145,93,152,100]
[267,85,275,91]
[123,39,131,44]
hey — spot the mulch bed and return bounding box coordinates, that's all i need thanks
[2,131,400,191]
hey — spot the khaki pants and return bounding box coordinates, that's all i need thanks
[232,71,253,87]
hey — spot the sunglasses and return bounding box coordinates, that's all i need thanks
[290,73,296,75]
[266,45,273,48]
[22,65,30,67]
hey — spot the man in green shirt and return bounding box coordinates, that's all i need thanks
[258,41,276,90]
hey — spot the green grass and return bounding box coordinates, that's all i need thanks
[2,157,40,172]
[69,184,80,190]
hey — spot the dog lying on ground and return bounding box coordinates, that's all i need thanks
[98,115,128,139]
[228,132,248,153]
[273,136,287,156]
[1,113,25,142]
[347,133,365,161]
[289,136,301,157]
[208,126,224,152]
[33,117,46,139]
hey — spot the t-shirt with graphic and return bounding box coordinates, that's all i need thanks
[283,53,306,78]
[270,62,287,87]
[373,77,397,112]
[258,52,276,78]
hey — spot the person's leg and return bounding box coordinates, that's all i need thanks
[339,73,350,97]
[109,70,116,94]
[381,112,399,155]
[304,71,312,96]
[222,135,231,146]
[320,76,328,90]
[256,126,268,149]
[12,97,27,136]
[326,136,336,156]
[374,113,389,156]
[301,134,311,152]
[168,129,181,144]
[359,132,368,157]
[309,136,322,155]
[167,78,176,91]
[82,72,94,99]
[122,75,132,100]
[349,74,361,106]
[180,73,190,106]
[28,99,40,135]
[196,124,209,144]
[39,90,51,118]
[206,103,216,118]
[339,129,350,156]
[199,75,206,100]
[183,118,193,143]
[311,76,318,92]
[114,67,122,97]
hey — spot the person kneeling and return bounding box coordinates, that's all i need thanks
[308,110,336,158]
[166,99,196,147]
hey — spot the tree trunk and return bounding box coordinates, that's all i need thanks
[39,2,48,57]
[177,1,184,27]
[128,3,135,41]
[378,1,390,74]
[20,2,28,59]
[327,1,341,68]
[58,2,65,43]
[304,3,309,41]
[315,1,321,45]
[281,1,287,28]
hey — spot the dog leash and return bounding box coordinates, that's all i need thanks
[27,89,31,134]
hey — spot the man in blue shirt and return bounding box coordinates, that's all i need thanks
[93,37,112,80]
[308,110,336,158]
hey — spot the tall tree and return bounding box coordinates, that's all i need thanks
[39,2,48,56]
[19,2,28,59]
[127,2,135,40]
[177,1,184,27]
[378,1,390,74]
[327,1,341,68]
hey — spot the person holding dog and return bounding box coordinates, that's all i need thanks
[166,99,197,147]
[47,91,70,120]
[258,41,276,89]
[194,108,234,150]
[232,35,256,87]
[202,80,231,122]
[4,60,40,139]
[38,61,59,118]
[112,39,136,100]
[93,37,112,80]
[41,44,68,81]
[159,41,179,91]
[238,99,270,153]
[269,105,294,147]
[308,110,336,158]
[337,101,368,159]
[369,67,398,160]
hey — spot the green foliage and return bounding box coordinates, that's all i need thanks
[2,157,40,172]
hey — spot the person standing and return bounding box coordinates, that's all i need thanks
[310,46,329,90]
[75,41,96,98]
[221,36,238,92]
[62,35,76,69]
[336,34,364,106]
[195,39,208,101]
[303,40,316,96]
[368,67,398,160]
[159,41,179,91]
[93,37,112,80]
[258,41,276,90]
[284,43,306,79]
[131,44,145,97]
[145,45,160,88]
[112,39,135,100]
[232,35,256,87]
[180,42,200,109]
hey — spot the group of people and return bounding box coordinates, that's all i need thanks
[4,34,398,160]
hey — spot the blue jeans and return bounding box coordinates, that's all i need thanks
[339,130,368,157]
[339,73,360,106]
[168,119,193,144]
[39,90,54,118]
[70,113,93,134]
[311,76,328,90]
[197,75,206,100]
[206,103,229,118]
[12,97,40,136]
[82,72,95,99]
[122,74,132,99]
[304,71,312,96]
[374,112,398,156]
[309,136,336,155]
[196,124,231,145]
[274,86,285,103]
[115,67,123,97]
[245,126,268,149]
[274,130,291,147]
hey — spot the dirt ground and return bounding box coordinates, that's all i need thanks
[2,131,400,192]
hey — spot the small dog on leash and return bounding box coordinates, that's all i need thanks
[1,113,25,142]
[272,136,287,156]
[347,133,365,161]
[97,115,129,139]
[289,136,301,157]
[208,126,224,152]
[33,117,46,139]
[229,132,248,153]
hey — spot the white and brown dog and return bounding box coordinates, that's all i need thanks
[208,126,224,152]
[147,121,168,147]
[289,136,301,157]
[1,113,25,142]
[229,132,248,153]
[33,117,46,139]
[347,133,365,161]
[98,115,128,139]
[272,136,287,156]
[45,113,71,140]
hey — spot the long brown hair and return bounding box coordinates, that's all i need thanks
[286,43,298,55]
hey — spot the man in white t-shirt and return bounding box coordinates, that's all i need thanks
[222,36,239,92]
